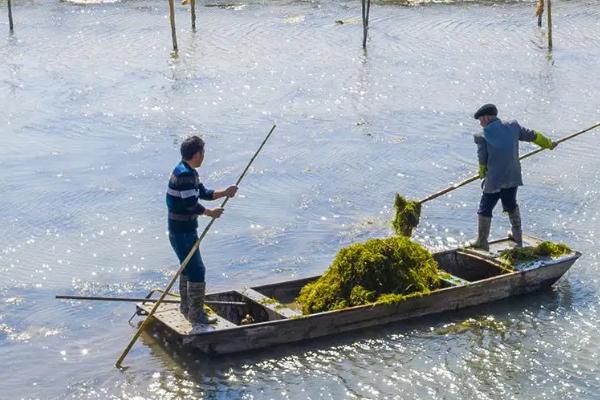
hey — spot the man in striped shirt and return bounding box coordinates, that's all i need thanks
[167,136,238,324]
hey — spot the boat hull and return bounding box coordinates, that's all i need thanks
[137,236,580,355]
[186,255,576,354]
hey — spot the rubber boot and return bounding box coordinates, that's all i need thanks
[472,215,491,251]
[187,282,217,324]
[179,275,189,316]
[507,206,523,247]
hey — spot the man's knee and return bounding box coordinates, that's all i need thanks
[477,209,493,218]
[185,253,206,283]
[500,188,518,213]
[478,194,497,217]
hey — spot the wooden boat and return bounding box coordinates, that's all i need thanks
[136,235,580,355]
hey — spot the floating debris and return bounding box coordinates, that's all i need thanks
[435,316,508,335]
[283,15,305,24]
[392,193,421,237]
[499,241,571,266]
[335,18,360,25]
[296,236,441,314]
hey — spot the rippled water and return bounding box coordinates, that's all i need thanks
[1,0,600,398]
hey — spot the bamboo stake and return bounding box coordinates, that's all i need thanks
[361,0,371,49]
[535,0,544,28]
[191,0,196,31]
[55,294,245,306]
[361,0,365,45]
[7,0,14,32]
[168,0,178,52]
[418,121,600,204]
[547,0,553,49]
[115,124,277,368]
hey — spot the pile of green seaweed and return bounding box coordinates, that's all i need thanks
[499,241,571,265]
[392,194,421,237]
[296,235,441,314]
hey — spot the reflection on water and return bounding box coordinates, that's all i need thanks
[1,0,600,398]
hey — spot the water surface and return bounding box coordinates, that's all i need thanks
[1,0,600,398]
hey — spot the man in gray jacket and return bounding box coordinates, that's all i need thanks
[472,104,556,250]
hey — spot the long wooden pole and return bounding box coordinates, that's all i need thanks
[168,0,178,52]
[547,0,553,49]
[7,0,14,32]
[418,122,600,204]
[55,294,245,306]
[115,124,276,368]
[190,0,196,31]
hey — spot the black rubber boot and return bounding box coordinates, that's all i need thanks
[187,282,217,324]
[179,275,189,316]
[472,215,491,251]
[507,206,523,247]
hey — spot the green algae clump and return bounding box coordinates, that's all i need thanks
[499,241,571,265]
[435,316,508,336]
[296,236,441,314]
[392,193,422,237]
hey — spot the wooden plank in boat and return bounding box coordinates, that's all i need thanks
[137,296,237,335]
[241,287,302,319]
[463,235,543,258]
[440,273,470,287]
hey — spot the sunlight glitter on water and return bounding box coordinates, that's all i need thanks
[1,0,600,398]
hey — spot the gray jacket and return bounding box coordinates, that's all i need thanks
[474,118,536,193]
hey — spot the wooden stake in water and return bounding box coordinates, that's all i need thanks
[547,0,553,49]
[535,0,544,27]
[168,0,178,52]
[361,0,371,49]
[190,0,196,31]
[115,124,277,368]
[7,0,14,32]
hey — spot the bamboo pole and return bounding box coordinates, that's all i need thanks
[115,124,277,368]
[168,0,178,52]
[55,294,246,306]
[418,121,600,204]
[190,0,196,31]
[7,0,14,32]
[547,0,553,49]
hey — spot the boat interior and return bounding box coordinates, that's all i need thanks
[140,241,519,334]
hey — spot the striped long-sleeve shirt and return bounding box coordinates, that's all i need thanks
[166,161,214,233]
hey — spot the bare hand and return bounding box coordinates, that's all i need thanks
[204,208,224,218]
[224,185,238,198]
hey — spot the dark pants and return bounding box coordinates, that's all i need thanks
[478,187,518,217]
[168,231,206,282]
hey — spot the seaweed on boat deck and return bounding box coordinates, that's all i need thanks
[392,193,422,237]
[295,236,441,314]
[499,241,571,265]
